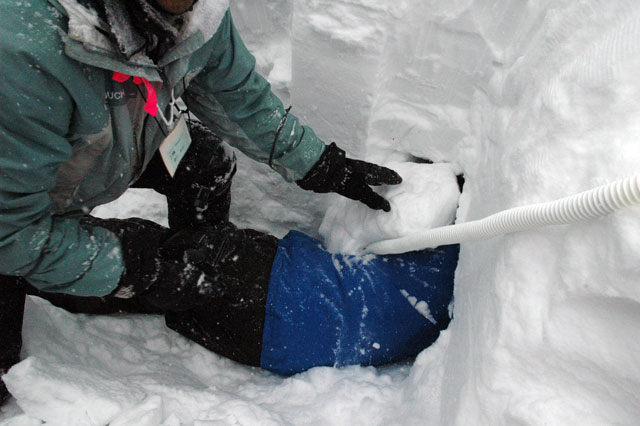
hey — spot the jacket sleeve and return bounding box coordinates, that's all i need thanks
[0,27,123,297]
[183,10,326,182]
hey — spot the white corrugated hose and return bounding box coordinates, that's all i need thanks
[365,174,640,255]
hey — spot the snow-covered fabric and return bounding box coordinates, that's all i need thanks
[262,230,459,375]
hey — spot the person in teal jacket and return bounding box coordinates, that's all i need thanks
[0,0,406,402]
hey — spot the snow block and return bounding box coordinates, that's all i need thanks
[261,230,459,375]
[320,162,461,254]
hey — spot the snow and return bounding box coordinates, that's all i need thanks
[399,290,436,324]
[1,296,416,425]
[319,162,460,254]
[3,0,640,425]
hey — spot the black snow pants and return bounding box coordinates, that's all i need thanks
[0,276,25,405]
[0,126,271,404]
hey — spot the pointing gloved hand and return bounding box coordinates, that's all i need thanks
[296,143,402,212]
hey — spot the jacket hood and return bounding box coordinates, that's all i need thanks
[50,0,229,67]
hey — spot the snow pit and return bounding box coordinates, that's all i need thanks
[3,0,640,425]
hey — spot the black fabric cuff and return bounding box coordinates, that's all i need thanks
[295,142,345,193]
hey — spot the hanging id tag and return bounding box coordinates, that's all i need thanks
[159,114,191,177]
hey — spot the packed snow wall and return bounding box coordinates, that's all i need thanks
[439,2,640,425]
[233,0,640,425]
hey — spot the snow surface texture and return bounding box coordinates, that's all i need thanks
[319,162,460,254]
[3,0,640,425]
[3,296,432,426]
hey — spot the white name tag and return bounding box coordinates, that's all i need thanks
[159,114,191,177]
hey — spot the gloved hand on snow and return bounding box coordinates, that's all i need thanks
[83,217,278,312]
[296,143,402,212]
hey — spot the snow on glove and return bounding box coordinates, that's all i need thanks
[146,222,278,311]
[296,143,402,212]
[82,216,224,311]
[84,217,277,312]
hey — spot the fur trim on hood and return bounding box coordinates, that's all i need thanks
[53,0,228,62]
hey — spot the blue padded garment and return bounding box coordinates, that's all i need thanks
[261,231,459,375]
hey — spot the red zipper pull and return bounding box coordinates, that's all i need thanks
[112,72,158,117]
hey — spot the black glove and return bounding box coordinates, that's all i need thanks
[296,143,402,212]
[145,222,278,311]
[80,216,170,299]
[84,217,278,312]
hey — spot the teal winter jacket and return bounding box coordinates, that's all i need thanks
[0,0,326,296]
